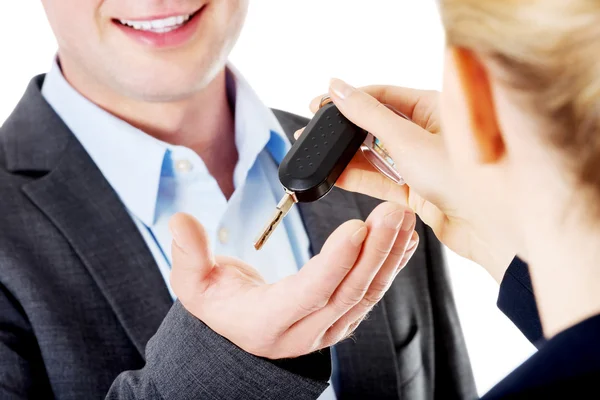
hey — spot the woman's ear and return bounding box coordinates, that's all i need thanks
[451,47,505,164]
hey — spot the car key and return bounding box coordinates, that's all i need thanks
[254,97,367,250]
[254,96,405,250]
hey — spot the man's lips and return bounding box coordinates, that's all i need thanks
[112,6,206,48]
[112,6,204,33]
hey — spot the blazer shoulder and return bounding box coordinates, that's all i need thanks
[0,156,43,238]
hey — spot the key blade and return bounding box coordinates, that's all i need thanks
[254,191,297,250]
[253,209,286,251]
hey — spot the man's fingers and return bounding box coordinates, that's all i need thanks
[287,202,405,346]
[322,210,416,346]
[398,231,419,271]
[367,210,415,288]
[169,213,216,296]
[327,202,405,315]
[275,219,367,324]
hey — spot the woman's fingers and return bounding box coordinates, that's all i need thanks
[352,85,441,133]
[310,84,440,134]
[306,80,444,196]
[328,79,425,151]
[294,125,410,203]
[337,163,410,204]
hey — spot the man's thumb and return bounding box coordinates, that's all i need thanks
[169,213,215,294]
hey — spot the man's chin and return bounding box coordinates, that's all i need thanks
[121,86,198,103]
[111,67,226,103]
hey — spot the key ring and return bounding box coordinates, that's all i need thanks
[319,95,406,185]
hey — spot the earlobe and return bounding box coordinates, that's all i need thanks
[451,47,505,164]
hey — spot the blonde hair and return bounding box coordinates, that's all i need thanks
[441,0,600,194]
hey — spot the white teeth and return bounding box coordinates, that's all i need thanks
[118,13,192,32]
[150,20,163,29]
[152,26,178,33]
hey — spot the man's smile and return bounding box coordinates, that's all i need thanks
[111,5,206,48]
[117,13,193,33]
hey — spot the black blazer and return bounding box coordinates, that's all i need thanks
[0,76,476,399]
[485,257,600,398]
[497,257,544,345]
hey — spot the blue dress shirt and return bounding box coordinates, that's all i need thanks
[41,60,338,399]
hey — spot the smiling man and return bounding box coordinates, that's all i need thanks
[0,1,475,399]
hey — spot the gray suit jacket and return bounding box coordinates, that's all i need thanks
[0,76,476,399]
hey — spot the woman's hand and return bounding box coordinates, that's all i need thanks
[299,79,514,283]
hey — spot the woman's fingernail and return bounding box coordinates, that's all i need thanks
[407,239,418,250]
[330,78,355,100]
[294,129,302,139]
[351,226,368,247]
[385,210,405,230]
[401,211,416,232]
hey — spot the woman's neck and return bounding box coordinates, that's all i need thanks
[525,205,600,338]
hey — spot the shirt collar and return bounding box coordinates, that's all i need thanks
[41,60,291,227]
[228,64,290,186]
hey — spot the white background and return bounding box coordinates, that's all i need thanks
[0,0,535,395]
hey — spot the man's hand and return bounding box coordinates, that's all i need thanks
[169,202,417,359]
[297,80,515,283]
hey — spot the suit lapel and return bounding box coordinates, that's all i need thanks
[3,76,172,357]
[22,141,173,357]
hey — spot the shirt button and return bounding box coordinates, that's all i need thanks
[218,228,229,244]
[175,159,193,172]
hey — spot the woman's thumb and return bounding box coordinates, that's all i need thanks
[169,213,215,295]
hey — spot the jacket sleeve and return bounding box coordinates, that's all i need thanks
[106,301,331,400]
[0,284,53,399]
[497,257,545,346]
[0,284,331,400]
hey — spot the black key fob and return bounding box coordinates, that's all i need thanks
[255,97,406,250]
[278,102,368,203]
